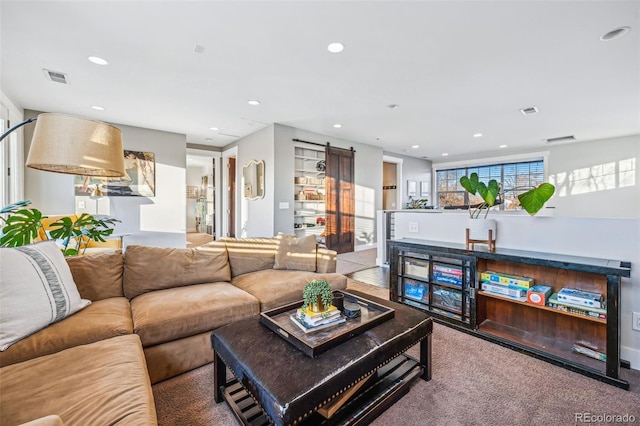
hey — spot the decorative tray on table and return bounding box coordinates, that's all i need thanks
[259,291,394,357]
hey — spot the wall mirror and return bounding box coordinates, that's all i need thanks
[243,159,265,200]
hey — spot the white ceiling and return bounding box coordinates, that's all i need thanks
[1,1,638,161]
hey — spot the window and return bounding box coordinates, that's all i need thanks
[436,160,544,211]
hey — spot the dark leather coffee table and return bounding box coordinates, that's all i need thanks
[211,290,433,426]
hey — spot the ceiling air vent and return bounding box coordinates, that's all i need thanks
[520,106,538,115]
[546,135,576,143]
[43,69,68,84]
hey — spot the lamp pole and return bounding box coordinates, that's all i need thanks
[0,118,37,142]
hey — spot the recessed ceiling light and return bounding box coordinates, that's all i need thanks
[386,104,399,109]
[91,105,104,111]
[247,100,260,106]
[412,145,420,149]
[600,26,631,41]
[442,153,449,156]
[333,124,342,128]
[209,127,219,131]
[327,42,344,53]
[499,144,507,148]
[88,56,108,65]
[473,133,483,138]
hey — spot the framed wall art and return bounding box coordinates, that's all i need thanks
[74,150,156,197]
[407,180,417,197]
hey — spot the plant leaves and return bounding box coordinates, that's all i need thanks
[460,173,480,195]
[0,209,44,247]
[518,183,556,215]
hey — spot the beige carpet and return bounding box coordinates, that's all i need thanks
[152,279,640,426]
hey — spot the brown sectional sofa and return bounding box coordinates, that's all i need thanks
[0,237,347,425]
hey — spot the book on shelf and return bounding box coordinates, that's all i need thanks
[289,314,346,334]
[548,293,606,319]
[557,288,603,308]
[572,341,606,362]
[480,271,535,289]
[480,282,528,300]
[433,271,463,287]
[432,263,462,275]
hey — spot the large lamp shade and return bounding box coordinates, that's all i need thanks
[25,113,125,177]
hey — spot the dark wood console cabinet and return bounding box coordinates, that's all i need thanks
[388,238,631,389]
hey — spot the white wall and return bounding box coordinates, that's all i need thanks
[547,135,639,219]
[106,124,187,248]
[389,210,640,369]
[274,124,383,250]
[235,125,275,238]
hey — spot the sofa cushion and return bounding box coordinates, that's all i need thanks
[273,234,317,272]
[0,334,157,426]
[123,244,230,299]
[218,237,278,277]
[18,415,65,426]
[66,250,124,300]
[0,241,91,351]
[232,269,348,311]
[130,282,260,347]
[0,297,133,367]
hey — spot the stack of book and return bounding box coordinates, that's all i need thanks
[290,305,346,334]
[548,292,606,320]
[432,263,463,287]
[479,270,535,301]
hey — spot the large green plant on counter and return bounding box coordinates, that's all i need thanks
[459,173,500,219]
[1,200,120,256]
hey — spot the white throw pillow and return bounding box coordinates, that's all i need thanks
[0,241,91,350]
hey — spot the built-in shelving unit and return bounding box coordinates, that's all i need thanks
[294,145,326,241]
[389,238,631,389]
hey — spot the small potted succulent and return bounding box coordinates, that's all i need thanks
[302,279,334,313]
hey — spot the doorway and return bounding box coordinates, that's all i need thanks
[382,155,403,210]
[325,146,355,254]
[186,149,220,245]
[221,146,237,238]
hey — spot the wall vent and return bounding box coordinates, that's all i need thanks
[43,69,68,84]
[546,135,576,143]
[519,106,538,115]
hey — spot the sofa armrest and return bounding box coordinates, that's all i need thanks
[316,247,337,273]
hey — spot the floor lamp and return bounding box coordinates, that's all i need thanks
[1,112,125,178]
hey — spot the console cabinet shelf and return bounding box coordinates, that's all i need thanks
[388,238,631,389]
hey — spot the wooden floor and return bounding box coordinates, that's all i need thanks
[345,267,390,289]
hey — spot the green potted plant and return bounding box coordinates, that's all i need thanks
[1,200,120,256]
[459,173,500,242]
[517,183,556,216]
[302,279,334,313]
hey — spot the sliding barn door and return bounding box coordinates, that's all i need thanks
[325,146,354,254]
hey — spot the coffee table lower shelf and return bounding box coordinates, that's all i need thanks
[220,354,423,426]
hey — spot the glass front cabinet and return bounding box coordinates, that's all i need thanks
[388,238,631,389]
